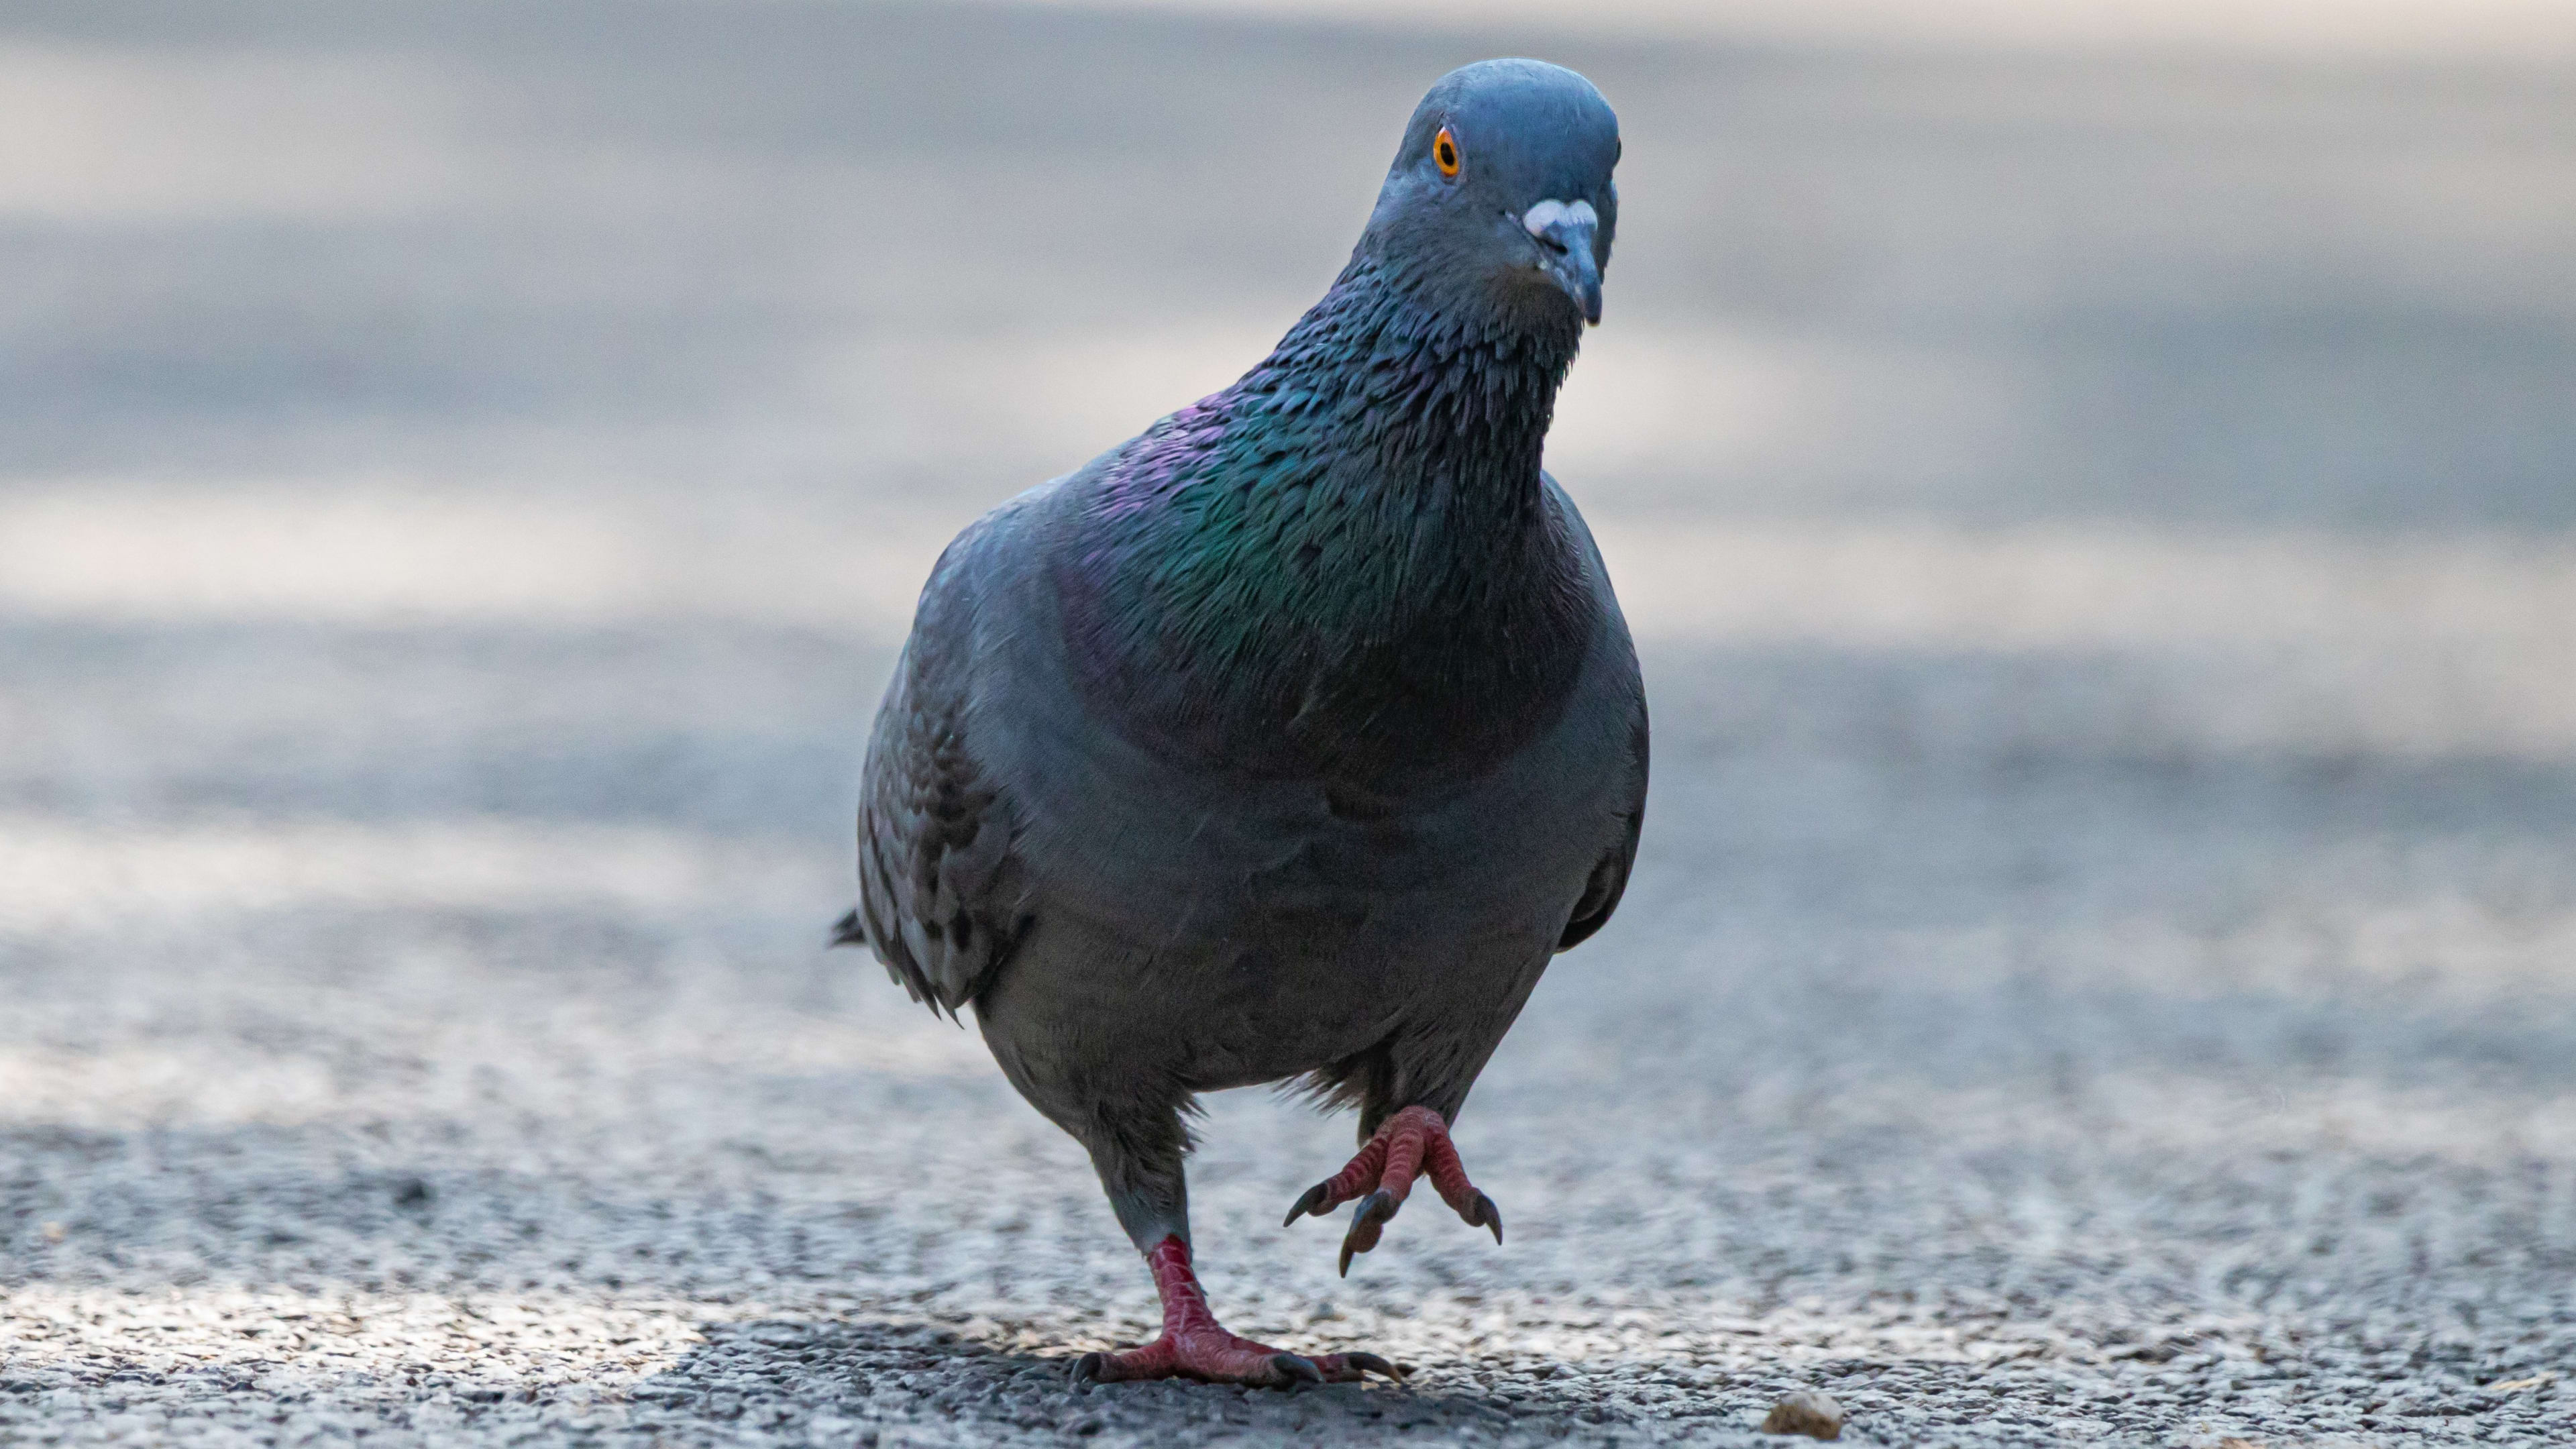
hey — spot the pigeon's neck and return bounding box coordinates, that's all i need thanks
[1063,260,1594,785]
[1236,254,1581,501]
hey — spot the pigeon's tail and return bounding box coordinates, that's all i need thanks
[829,908,869,949]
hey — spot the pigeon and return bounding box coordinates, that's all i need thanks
[836,58,1646,1388]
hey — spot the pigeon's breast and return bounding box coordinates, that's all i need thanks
[986,525,1635,967]
[1055,494,1599,796]
[944,469,1642,1083]
[1000,625,1635,1087]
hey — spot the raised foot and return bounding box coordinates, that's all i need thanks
[1073,1236,1405,1389]
[1283,1104,1502,1275]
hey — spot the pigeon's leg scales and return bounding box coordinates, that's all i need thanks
[1285,1105,1501,1275]
[1073,1237,1401,1388]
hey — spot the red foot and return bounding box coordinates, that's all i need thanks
[1284,1105,1502,1275]
[1073,1237,1401,1388]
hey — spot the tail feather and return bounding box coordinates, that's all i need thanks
[829,908,869,949]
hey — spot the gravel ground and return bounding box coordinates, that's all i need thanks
[5,3,2575,1446]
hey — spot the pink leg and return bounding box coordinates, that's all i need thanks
[1075,1236,1403,1387]
[1283,1106,1503,1275]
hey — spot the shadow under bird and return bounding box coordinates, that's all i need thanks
[836,58,1646,1387]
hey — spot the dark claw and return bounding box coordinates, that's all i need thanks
[1336,1189,1399,1277]
[1474,1191,1504,1244]
[1273,1352,1325,1388]
[1345,1351,1404,1381]
[1284,1181,1333,1226]
[1072,1351,1106,1383]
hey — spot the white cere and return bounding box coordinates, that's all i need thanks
[1520,199,1598,237]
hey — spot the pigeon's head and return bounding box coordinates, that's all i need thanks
[1364,59,1620,329]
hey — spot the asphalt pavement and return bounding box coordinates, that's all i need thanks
[3,3,2573,1444]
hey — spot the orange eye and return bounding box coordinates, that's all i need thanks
[1434,127,1460,178]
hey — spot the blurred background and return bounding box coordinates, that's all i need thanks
[3,1,2573,1444]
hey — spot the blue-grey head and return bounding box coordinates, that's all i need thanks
[1362,59,1620,329]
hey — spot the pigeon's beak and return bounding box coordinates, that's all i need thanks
[1523,199,1603,325]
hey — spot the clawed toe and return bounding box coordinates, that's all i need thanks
[1337,1187,1400,1276]
[1077,1336,1401,1390]
[1299,1350,1407,1385]
[1342,1352,1405,1381]
[1291,1106,1502,1273]
[1284,1180,1334,1225]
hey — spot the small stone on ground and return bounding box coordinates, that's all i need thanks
[1760,1391,1845,1439]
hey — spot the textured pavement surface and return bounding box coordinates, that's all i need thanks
[5,3,2575,1445]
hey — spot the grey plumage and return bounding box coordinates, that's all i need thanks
[842,58,1646,1366]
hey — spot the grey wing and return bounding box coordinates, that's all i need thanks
[1557,696,1646,951]
[838,522,1032,1018]
[1548,472,1650,953]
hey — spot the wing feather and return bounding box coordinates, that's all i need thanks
[1547,474,1649,953]
[845,522,1031,1016]
[1556,711,1646,951]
